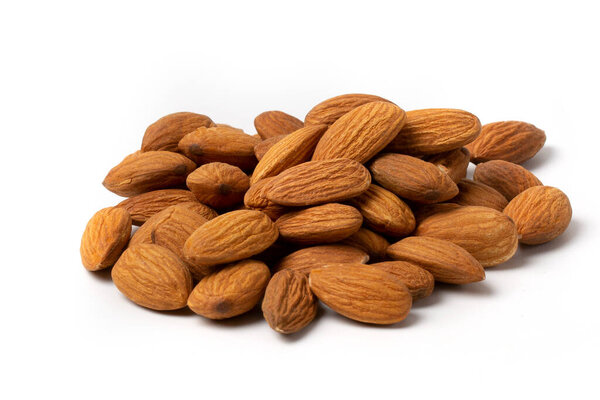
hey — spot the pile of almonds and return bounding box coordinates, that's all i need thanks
[80,94,572,334]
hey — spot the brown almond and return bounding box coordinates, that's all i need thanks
[312,102,406,163]
[369,153,459,204]
[411,203,462,224]
[112,244,192,310]
[116,189,205,226]
[262,269,318,334]
[80,207,132,271]
[141,112,215,152]
[503,186,572,245]
[424,147,470,183]
[341,228,390,262]
[450,179,508,211]
[370,261,435,300]
[187,259,270,319]
[473,160,542,200]
[387,237,485,284]
[254,135,287,161]
[274,244,370,275]
[186,162,250,209]
[254,111,304,139]
[305,93,392,126]
[466,121,546,164]
[243,176,289,220]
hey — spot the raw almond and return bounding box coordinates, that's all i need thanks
[254,135,287,161]
[262,269,318,334]
[254,111,304,139]
[274,244,370,275]
[187,259,270,319]
[473,160,542,200]
[309,264,412,325]
[342,228,390,262]
[411,203,462,224]
[503,186,572,245]
[466,121,546,164]
[112,244,192,310]
[141,112,215,152]
[243,176,288,220]
[369,153,459,204]
[450,179,508,211]
[80,207,132,271]
[304,93,392,126]
[424,147,470,183]
[267,158,371,206]
[186,162,250,208]
[312,102,406,163]
[370,261,435,300]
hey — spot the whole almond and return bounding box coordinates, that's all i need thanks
[274,244,370,275]
[141,112,215,152]
[254,135,287,161]
[466,121,546,164]
[305,93,392,126]
[369,153,459,204]
[267,159,371,206]
[348,184,415,236]
[503,186,572,245]
[262,269,318,334]
[251,124,328,184]
[411,203,462,224]
[178,126,260,170]
[309,264,412,325]
[312,102,406,163]
[187,259,270,319]
[112,244,192,310]
[473,160,542,200]
[342,228,390,262]
[276,203,363,245]
[243,176,288,220]
[80,207,132,271]
[103,151,196,197]
[254,110,304,139]
[183,210,278,267]
[387,236,485,284]
[370,261,435,300]
[415,206,518,267]
[450,179,508,211]
[424,147,470,183]
[386,109,481,155]
[186,162,250,208]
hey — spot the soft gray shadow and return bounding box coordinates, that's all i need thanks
[146,307,196,317]
[277,306,324,343]
[520,146,555,171]
[200,306,264,328]
[86,267,113,283]
[411,288,442,308]
[434,281,494,296]
[324,305,420,329]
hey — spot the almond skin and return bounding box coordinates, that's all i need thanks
[267,159,371,207]
[80,207,132,271]
[262,269,318,334]
[251,124,328,184]
[503,186,572,245]
[186,162,250,209]
[411,203,462,224]
[349,184,416,237]
[342,228,390,262]
[312,102,407,164]
[112,244,192,310]
[178,126,260,170]
[473,160,542,200]
[254,111,304,139]
[183,210,278,268]
[466,121,546,164]
[369,153,459,204]
[103,151,196,197]
[243,176,288,220]
[424,147,470,183]
[274,244,370,275]
[415,206,519,267]
[370,261,435,300]
[450,179,508,211]
[276,203,363,245]
[141,112,215,152]
[304,93,392,126]
[387,237,485,284]
[254,135,287,161]
[187,259,270,319]
[386,109,481,155]
[309,264,412,325]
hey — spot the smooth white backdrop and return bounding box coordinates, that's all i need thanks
[1,1,598,399]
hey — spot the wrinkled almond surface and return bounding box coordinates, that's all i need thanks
[473,160,542,200]
[342,228,390,262]
[274,244,369,275]
[116,189,202,226]
[370,261,435,300]
[254,111,304,139]
[424,147,470,183]
[243,176,288,220]
[450,179,508,211]
[186,162,250,208]
[305,93,392,126]
[141,112,215,152]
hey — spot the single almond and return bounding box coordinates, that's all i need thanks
[186,162,250,208]
[274,244,369,275]
[370,261,435,300]
[141,112,215,152]
[424,147,470,183]
[243,176,289,220]
[450,179,508,211]
[341,228,390,262]
[254,135,287,161]
[473,160,542,200]
[304,93,392,126]
[254,111,304,139]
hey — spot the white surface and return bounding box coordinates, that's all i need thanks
[1,1,598,399]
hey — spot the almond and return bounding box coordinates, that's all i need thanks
[411,203,462,224]
[183,210,278,268]
[415,206,518,267]
[186,162,250,208]
[112,244,192,310]
[424,147,470,183]
[254,135,287,161]
[348,184,415,236]
[274,244,369,275]
[312,102,406,163]
[262,269,318,334]
[141,112,215,152]
[386,109,481,155]
[243,176,288,220]
[80,207,132,271]
[466,121,546,164]
[267,158,371,206]
[309,264,412,325]
[187,259,270,319]
[503,186,572,245]
[341,228,390,262]
[254,111,304,139]
[370,261,435,300]
[103,151,196,197]
[251,124,328,184]
[473,160,542,200]
[304,93,392,126]
[369,153,459,204]
[450,179,508,211]
[276,203,363,245]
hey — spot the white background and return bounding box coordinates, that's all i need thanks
[1,1,598,399]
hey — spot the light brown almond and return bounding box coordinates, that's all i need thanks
[254,111,304,139]
[450,179,508,211]
[141,112,215,152]
[116,189,205,226]
[274,244,370,275]
[186,162,250,209]
[304,93,392,126]
[411,203,463,224]
[473,160,542,200]
[341,228,390,262]
[370,261,435,300]
[254,135,287,161]
[424,147,470,183]
[243,176,289,220]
